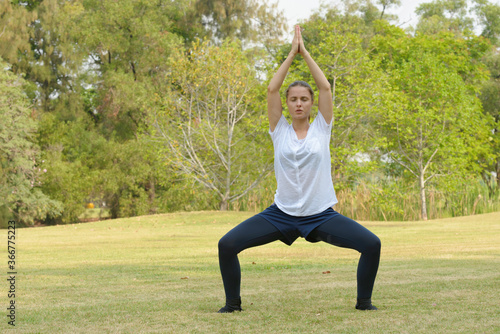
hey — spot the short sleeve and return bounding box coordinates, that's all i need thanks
[269,115,289,141]
[312,111,333,135]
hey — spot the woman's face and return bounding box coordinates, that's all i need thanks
[286,86,313,122]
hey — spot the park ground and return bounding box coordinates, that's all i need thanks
[3,211,499,333]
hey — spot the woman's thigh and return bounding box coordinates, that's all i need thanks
[308,213,380,253]
[218,215,283,255]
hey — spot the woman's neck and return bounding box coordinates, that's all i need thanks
[292,118,310,139]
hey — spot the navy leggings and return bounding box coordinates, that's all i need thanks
[218,213,381,300]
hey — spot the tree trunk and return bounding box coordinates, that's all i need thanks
[219,199,228,211]
[148,177,156,215]
[419,173,428,221]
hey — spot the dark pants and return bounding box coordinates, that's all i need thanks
[218,213,381,300]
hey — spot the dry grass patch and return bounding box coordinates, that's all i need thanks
[3,211,499,333]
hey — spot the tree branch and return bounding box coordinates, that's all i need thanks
[390,153,418,178]
[422,147,439,175]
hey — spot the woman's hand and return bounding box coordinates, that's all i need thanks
[291,25,307,56]
[268,25,310,131]
[291,25,300,55]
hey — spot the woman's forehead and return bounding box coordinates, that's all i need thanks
[287,86,311,97]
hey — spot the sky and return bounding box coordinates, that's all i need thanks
[275,0,500,35]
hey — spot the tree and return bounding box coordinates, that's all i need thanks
[376,0,401,20]
[414,0,500,42]
[414,0,500,200]
[329,0,401,26]
[415,0,474,35]
[479,49,500,195]
[58,0,186,139]
[371,27,492,220]
[473,1,500,195]
[473,0,500,45]
[0,58,62,226]
[0,1,36,64]
[147,39,272,210]
[85,136,176,219]
[1,0,87,117]
[194,0,287,46]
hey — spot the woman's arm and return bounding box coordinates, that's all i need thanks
[298,29,333,124]
[267,26,300,131]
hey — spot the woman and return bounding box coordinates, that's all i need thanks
[217,25,381,313]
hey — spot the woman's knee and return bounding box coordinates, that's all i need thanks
[364,234,381,254]
[218,235,238,256]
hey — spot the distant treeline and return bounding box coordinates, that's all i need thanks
[1,0,499,226]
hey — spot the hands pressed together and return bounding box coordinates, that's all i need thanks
[267,23,333,128]
[291,25,307,56]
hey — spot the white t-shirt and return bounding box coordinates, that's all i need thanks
[270,112,338,216]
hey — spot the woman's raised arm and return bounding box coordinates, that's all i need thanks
[297,28,333,124]
[267,26,301,131]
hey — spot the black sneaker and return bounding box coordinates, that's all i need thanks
[355,298,378,311]
[217,297,243,313]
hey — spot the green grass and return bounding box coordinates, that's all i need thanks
[4,211,500,333]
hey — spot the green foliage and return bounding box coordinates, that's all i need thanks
[10,0,43,11]
[0,1,36,64]
[474,0,500,45]
[194,0,287,46]
[38,112,179,223]
[372,20,491,88]
[61,0,185,139]
[340,0,400,24]
[371,23,493,219]
[333,176,500,221]
[37,113,100,223]
[0,58,63,226]
[478,49,500,194]
[413,0,500,45]
[415,0,474,34]
[13,0,86,114]
[148,39,272,210]
[1,0,499,223]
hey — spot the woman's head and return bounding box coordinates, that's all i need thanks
[285,81,314,102]
[285,81,314,122]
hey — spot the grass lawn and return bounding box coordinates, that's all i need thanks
[4,211,500,333]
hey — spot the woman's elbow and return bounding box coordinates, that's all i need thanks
[320,82,331,92]
[267,84,279,94]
